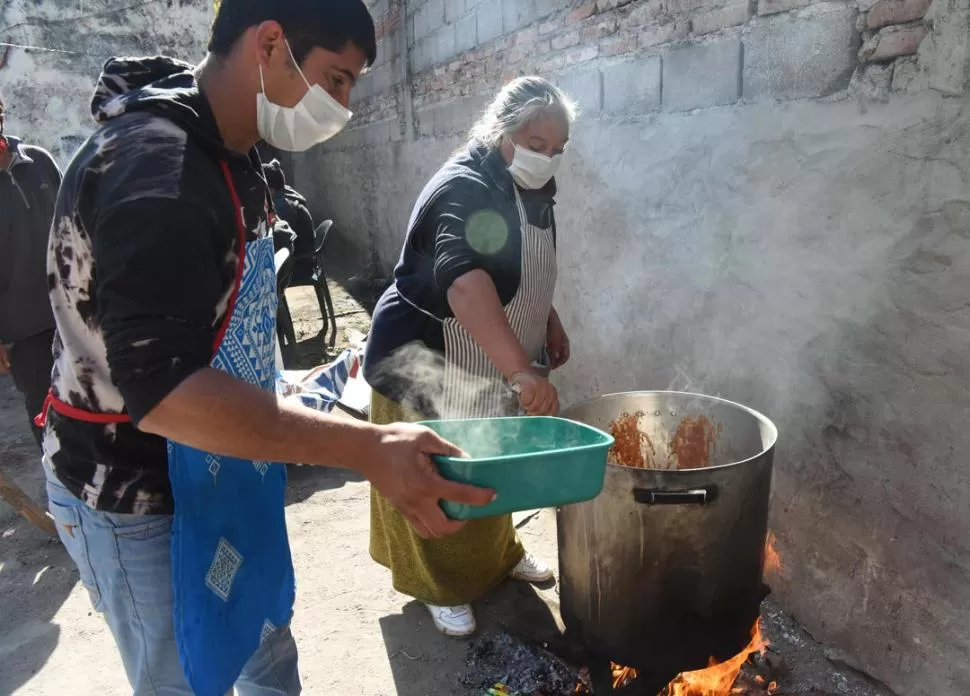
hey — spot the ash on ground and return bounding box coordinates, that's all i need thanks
[456,599,897,696]
[755,599,897,696]
[460,632,584,696]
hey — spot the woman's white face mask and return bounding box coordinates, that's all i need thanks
[507,142,562,190]
[256,39,353,152]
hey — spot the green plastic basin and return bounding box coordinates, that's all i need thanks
[422,416,614,521]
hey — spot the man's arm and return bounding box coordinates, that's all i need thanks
[139,368,489,539]
[95,199,492,538]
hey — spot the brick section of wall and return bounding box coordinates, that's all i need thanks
[867,0,933,28]
[338,0,961,146]
[859,22,928,61]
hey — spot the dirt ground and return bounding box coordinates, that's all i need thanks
[0,251,895,696]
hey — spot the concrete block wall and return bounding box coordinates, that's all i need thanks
[333,0,969,156]
[0,0,212,163]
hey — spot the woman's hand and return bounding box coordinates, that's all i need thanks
[547,309,570,369]
[511,372,559,415]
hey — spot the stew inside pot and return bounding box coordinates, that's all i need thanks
[608,411,721,470]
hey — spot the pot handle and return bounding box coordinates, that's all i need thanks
[633,485,719,506]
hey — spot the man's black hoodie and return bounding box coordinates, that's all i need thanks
[47,56,275,514]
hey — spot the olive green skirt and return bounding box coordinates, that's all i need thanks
[368,390,524,605]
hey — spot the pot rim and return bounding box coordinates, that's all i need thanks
[561,390,779,474]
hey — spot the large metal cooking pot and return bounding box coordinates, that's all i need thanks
[558,391,778,680]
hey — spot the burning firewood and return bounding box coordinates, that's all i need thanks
[611,664,638,689]
[578,618,774,696]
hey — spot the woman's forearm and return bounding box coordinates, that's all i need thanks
[446,270,532,379]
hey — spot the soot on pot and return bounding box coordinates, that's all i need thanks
[608,412,721,470]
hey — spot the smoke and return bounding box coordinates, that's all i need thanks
[369,341,490,415]
[367,341,445,418]
[367,341,526,457]
[666,364,701,394]
[365,341,589,460]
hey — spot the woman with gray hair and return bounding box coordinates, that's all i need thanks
[363,76,577,636]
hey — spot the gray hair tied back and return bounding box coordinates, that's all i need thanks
[469,76,578,148]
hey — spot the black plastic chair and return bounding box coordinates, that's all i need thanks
[276,250,296,352]
[277,220,337,352]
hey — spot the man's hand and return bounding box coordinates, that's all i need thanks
[0,345,10,374]
[512,372,559,416]
[547,309,570,369]
[364,423,495,539]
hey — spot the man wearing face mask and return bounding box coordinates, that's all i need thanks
[364,77,577,637]
[38,1,492,694]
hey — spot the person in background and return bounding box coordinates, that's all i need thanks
[364,76,576,637]
[264,158,317,282]
[39,0,492,694]
[0,92,61,448]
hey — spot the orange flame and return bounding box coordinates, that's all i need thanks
[611,663,638,689]
[660,618,769,696]
[578,618,772,695]
[763,532,782,577]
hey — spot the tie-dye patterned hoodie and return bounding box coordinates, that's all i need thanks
[45,56,274,514]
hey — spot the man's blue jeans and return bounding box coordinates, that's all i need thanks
[45,465,301,695]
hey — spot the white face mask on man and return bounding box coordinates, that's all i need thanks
[506,143,562,190]
[256,39,353,152]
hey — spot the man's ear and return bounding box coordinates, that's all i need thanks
[254,20,286,68]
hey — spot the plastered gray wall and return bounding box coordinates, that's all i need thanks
[0,0,211,163]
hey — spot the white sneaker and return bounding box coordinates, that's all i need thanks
[425,603,477,637]
[509,552,555,583]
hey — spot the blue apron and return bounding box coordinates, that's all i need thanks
[168,161,293,696]
[36,160,358,696]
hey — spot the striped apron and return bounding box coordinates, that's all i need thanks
[439,188,557,419]
[368,187,559,606]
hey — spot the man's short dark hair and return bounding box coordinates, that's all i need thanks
[209,0,377,67]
